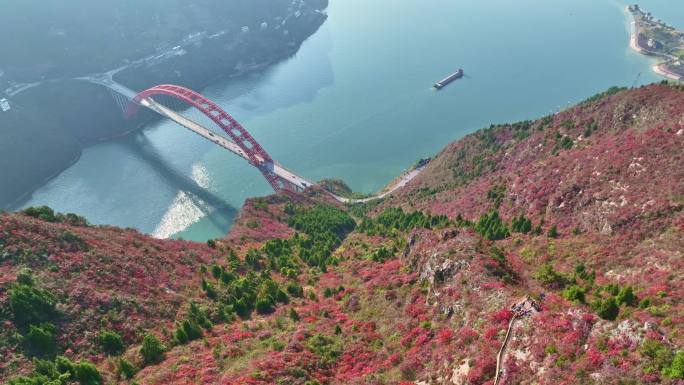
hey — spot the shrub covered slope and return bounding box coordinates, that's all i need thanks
[1,83,683,384]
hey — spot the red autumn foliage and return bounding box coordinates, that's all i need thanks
[3,85,684,385]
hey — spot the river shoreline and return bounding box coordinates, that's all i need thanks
[8,152,82,210]
[7,117,155,210]
[628,9,648,56]
[334,164,426,204]
[653,63,684,81]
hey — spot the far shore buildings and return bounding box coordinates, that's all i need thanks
[1,98,11,112]
[647,38,662,49]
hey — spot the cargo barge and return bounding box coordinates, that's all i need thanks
[433,69,464,89]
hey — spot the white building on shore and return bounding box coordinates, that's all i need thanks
[1,98,11,112]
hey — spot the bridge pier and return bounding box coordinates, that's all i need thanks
[108,89,132,115]
[257,164,303,193]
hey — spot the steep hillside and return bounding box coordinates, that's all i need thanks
[0,207,221,382]
[1,83,683,385]
[391,84,684,238]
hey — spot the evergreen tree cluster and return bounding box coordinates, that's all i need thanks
[6,270,106,384]
[201,265,289,322]
[98,330,124,356]
[486,185,506,208]
[286,204,356,239]
[534,263,572,289]
[140,334,166,365]
[174,302,212,344]
[366,246,393,263]
[474,210,510,240]
[510,214,532,233]
[590,284,637,321]
[9,274,57,330]
[8,356,102,385]
[358,207,450,236]
[535,263,637,320]
[261,238,300,277]
[8,269,61,357]
[286,204,356,270]
[22,206,88,226]
[306,334,342,368]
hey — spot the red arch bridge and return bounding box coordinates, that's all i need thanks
[120,84,315,195]
[90,80,418,203]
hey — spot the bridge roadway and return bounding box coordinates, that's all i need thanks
[82,74,316,192]
[140,97,315,192]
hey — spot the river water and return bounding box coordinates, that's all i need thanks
[20,0,684,241]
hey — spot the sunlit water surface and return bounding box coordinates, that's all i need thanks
[22,0,684,241]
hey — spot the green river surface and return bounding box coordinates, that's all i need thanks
[20,0,684,241]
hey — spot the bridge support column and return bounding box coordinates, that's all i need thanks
[258,166,302,193]
[109,89,132,114]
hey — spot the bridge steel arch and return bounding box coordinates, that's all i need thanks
[132,84,299,193]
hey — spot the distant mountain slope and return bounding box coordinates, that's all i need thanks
[1,83,683,385]
[0,0,328,81]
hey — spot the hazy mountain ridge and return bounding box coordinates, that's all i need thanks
[0,0,328,83]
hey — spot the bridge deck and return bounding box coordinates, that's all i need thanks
[142,98,314,191]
